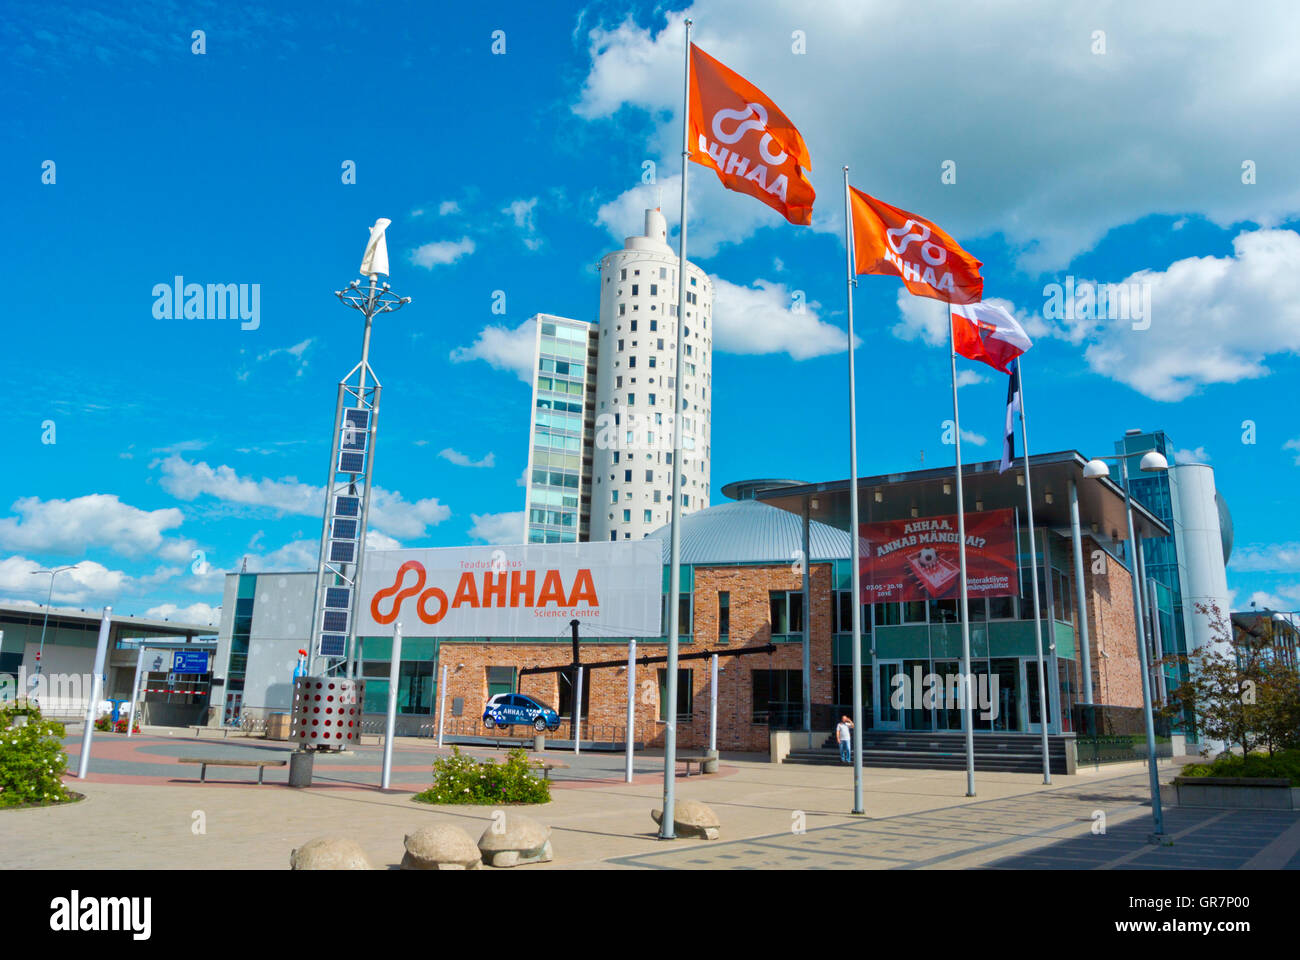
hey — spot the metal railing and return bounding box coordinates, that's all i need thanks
[429,716,650,745]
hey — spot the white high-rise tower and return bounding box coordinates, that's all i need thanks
[588,209,713,542]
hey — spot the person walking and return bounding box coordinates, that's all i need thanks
[836,715,854,764]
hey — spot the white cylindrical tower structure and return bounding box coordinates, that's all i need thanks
[1169,463,1233,657]
[589,208,713,542]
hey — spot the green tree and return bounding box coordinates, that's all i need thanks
[0,703,72,808]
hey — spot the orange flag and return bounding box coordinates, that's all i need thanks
[689,43,815,225]
[849,187,983,304]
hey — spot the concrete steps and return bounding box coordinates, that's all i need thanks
[787,730,1072,774]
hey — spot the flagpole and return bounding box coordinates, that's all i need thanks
[1016,359,1053,784]
[659,14,692,841]
[947,318,977,797]
[842,168,865,815]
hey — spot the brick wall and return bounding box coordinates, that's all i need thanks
[1081,537,1143,708]
[434,562,837,753]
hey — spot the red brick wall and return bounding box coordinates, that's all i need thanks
[1081,537,1143,708]
[434,562,836,753]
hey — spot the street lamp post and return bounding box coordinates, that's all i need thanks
[1082,447,1168,842]
[29,564,81,702]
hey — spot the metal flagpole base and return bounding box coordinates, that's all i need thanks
[1147,833,1171,846]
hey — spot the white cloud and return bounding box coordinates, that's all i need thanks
[1173,446,1211,464]
[575,3,1300,270]
[961,430,987,447]
[156,457,450,541]
[502,198,542,250]
[438,200,461,216]
[1230,543,1300,573]
[1284,438,1300,465]
[468,511,525,545]
[410,237,475,268]
[517,466,529,487]
[145,602,221,626]
[1077,230,1300,400]
[955,370,987,388]
[0,554,131,605]
[595,174,782,260]
[0,494,190,561]
[438,448,496,468]
[449,316,537,382]
[364,529,403,552]
[711,276,851,360]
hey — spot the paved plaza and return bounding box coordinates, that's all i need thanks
[1,729,1297,870]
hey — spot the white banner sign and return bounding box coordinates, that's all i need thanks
[357,541,663,638]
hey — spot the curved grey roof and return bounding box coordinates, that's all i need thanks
[645,498,852,565]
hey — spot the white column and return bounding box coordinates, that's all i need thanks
[77,607,112,779]
[381,621,401,789]
[625,640,636,783]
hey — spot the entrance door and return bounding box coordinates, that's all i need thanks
[1021,657,1054,734]
[875,660,903,729]
[222,692,242,725]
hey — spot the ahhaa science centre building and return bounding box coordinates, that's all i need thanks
[214,449,1232,761]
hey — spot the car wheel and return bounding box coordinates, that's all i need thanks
[483,716,496,730]
[534,717,547,732]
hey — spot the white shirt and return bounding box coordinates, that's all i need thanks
[836,722,851,743]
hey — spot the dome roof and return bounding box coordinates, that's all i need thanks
[645,498,852,565]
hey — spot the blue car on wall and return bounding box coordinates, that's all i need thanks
[482,693,562,732]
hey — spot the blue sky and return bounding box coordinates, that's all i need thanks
[5,0,1300,625]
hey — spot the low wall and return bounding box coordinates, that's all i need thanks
[1173,777,1299,810]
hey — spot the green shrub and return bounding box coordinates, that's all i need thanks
[93,715,111,732]
[1180,748,1300,785]
[414,747,550,805]
[0,704,73,808]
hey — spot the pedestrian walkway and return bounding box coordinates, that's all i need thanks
[607,773,1300,870]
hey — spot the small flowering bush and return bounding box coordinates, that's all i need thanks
[414,747,550,805]
[0,704,73,808]
[94,715,140,733]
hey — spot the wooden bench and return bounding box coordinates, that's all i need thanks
[678,755,711,777]
[178,757,287,784]
[534,761,569,781]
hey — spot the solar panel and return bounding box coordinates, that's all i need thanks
[322,610,348,633]
[334,495,360,517]
[344,408,370,431]
[331,518,358,541]
[338,451,365,473]
[329,540,356,563]
[319,634,347,657]
[325,586,351,609]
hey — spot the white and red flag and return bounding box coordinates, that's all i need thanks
[950,300,1032,373]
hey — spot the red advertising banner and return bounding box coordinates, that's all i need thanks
[859,508,1017,602]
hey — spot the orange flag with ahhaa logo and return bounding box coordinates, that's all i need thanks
[689,43,815,225]
[849,187,983,304]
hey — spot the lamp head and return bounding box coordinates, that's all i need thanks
[1139,451,1169,472]
[1082,459,1110,480]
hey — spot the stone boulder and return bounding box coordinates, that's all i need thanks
[651,799,720,840]
[402,824,483,870]
[477,812,553,867]
[290,835,372,870]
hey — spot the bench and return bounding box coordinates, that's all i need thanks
[678,755,711,777]
[533,761,568,781]
[178,757,287,784]
[190,725,243,739]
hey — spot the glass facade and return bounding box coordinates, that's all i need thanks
[827,527,1080,735]
[525,316,597,544]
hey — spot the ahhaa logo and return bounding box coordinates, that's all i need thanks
[152,276,260,330]
[370,560,599,626]
[50,891,151,940]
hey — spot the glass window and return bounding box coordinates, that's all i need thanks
[902,600,927,624]
[873,602,901,627]
[718,591,730,640]
[752,669,803,726]
[657,668,693,722]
